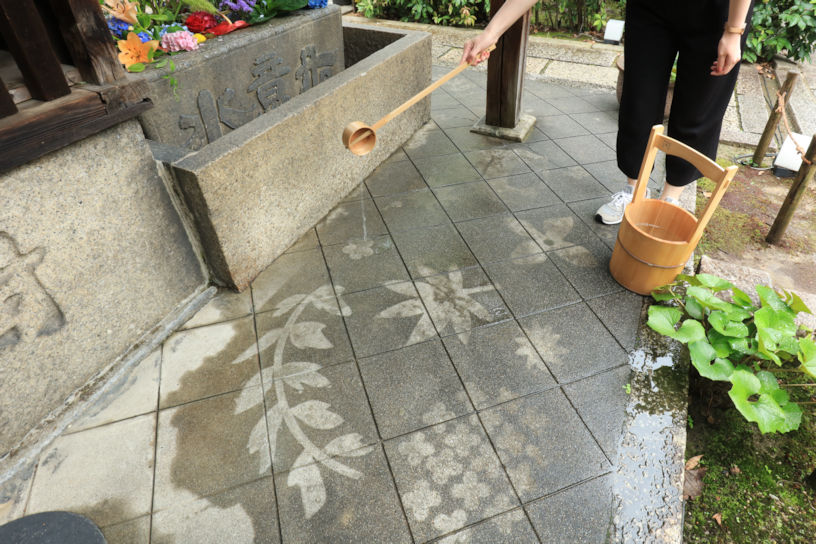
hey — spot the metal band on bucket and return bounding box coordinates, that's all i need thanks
[616,236,687,270]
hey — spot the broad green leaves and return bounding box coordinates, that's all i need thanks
[648,274,814,434]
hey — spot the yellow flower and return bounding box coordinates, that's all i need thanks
[117,32,158,68]
[194,33,207,44]
[102,0,139,26]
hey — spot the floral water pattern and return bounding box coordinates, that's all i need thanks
[235,285,373,518]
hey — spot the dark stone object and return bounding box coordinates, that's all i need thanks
[0,511,107,543]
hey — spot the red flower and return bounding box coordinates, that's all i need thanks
[185,11,218,34]
[208,20,249,36]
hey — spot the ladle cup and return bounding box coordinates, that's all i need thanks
[343,45,495,156]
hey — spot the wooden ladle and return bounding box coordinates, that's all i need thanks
[343,45,496,156]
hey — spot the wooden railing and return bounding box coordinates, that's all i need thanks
[0,0,151,173]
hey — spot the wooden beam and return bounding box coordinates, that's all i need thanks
[0,89,151,173]
[752,71,799,168]
[766,134,816,245]
[0,0,71,101]
[485,0,529,128]
[0,76,17,118]
[48,0,127,85]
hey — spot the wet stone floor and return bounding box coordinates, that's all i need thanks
[1,68,665,543]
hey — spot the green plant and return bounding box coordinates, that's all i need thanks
[355,0,489,27]
[648,273,815,434]
[745,0,816,63]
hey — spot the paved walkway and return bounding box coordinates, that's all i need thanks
[2,69,654,543]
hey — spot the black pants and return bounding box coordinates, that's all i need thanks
[617,0,753,187]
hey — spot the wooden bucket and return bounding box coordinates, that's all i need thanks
[609,125,738,295]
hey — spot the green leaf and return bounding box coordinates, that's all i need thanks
[728,336,756,356]
[755,306,798,361]
[707,329,734,358]
[651,289,676,302]
[731,287,755,310]
[676,274,700,286]
[689,340,734,380]
[798,337,816,378]
[781,289,812,315]
[674,319,706,343]
[685,296,705,320]
[647,305,682,337]
[696,273,734,291]
[756,285,793,315]
[686,286,733,312]
[708,310,750,338]
[728,368,800,433]
[154,59,168,69]
[127,63,146,73]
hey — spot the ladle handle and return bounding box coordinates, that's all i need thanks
[371,45,496,132]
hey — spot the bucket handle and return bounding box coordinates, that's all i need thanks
[631,125,739,246]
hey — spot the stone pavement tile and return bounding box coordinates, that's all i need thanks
[443,321,555,410]
[160,317,259,409]
[534,114,590,139]
[284,228,320,253]
[564,366,631,459]
[519,303,627,383]
[404,124,459,159]
[483,254,580,317]
[342,281,436,358]
[27,414,155,527]
[445,126,509,153]
[437,508,539,544]
[276,445,411,544]
[390,222,478,279]
[365,160,426,197]
[547,95,598,114]
[0,461,35,525]
[434,181,509,222]
[525,80,575,99]
[522,94,562,118]
[456,214,542,264]
[567,196,619,250]
[416,267,511,337]
[582,159,623,193]
[545,61,618,89]
[102,515,150,544]
[571,111,619,133]
[587,290,644,352]
[412,153,482,188]
[183,289,253,330]
[70,349,160,433]
[323,234,410,294]
[432,91,460,110]
[260,361,378,474]
[315,199,388,247]
[386,148,410,164]
[479,390,610,502]
[487,173,560,211]
[153,387,269,512]
[439,75,483,96]
[512,140,577,172]
[384,414,518,542]
[251,249,333,314]
[432,105,479,129]
[152,477,279,544]
[524,126,550,143]
[255,299,353,371]
[359,340,472,439]
[537,165,609,203]
[515,204,595,251]
[596,130,618,150]
[554,134,616,165]
[580,92,620,112]
[376,188,450,232]
[548,236,622,299]
[525,475,613,544]
[341,182,371,202]
[466,149,532,179]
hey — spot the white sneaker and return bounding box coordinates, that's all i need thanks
[595,187,650,225]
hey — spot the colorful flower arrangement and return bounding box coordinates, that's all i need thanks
[103,0,326,72]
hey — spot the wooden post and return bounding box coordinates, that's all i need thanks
[752,71,799,167]
[0,0,71,101]
[48,0,127,85]
[485,0,529,128]
[766,134,816,245]
[0,76,17,118]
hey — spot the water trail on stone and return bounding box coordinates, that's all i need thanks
[360,191,368,240]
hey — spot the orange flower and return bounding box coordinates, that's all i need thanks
[102,0,139,25]
[117,32,158,68]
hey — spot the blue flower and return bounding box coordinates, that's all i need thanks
[307,0,327,7]
[107,17,130,38]
[137,31,152,43]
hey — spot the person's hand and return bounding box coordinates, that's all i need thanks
[711,32,742,76]
[461,33,497,65]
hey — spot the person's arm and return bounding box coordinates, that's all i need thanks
[711,0,752,76]
[461,0,539,65]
